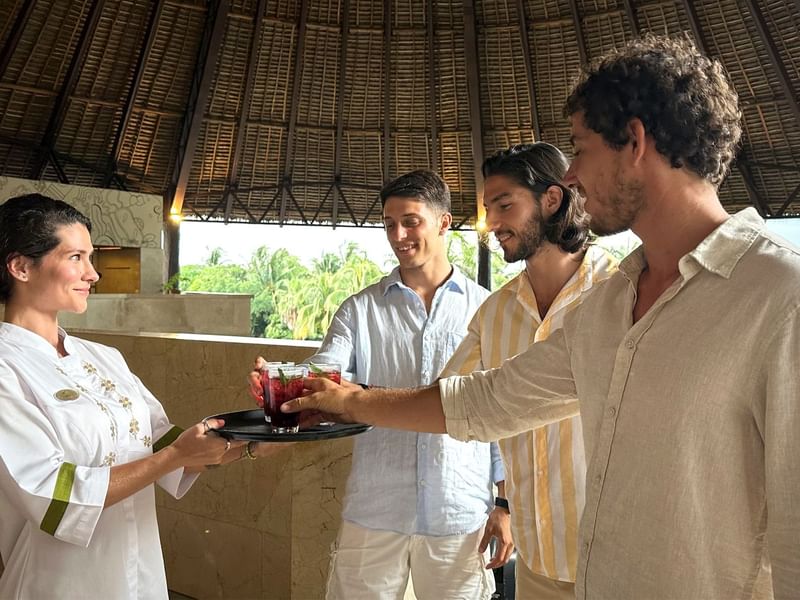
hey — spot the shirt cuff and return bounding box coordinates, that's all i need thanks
[158,467,200,499]
[439,375,473,442]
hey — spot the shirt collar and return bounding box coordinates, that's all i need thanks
[0,322,73,359]
[382,265,467,296]
[515,244,609,319]
[618,208,763,282]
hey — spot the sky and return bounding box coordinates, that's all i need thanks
[178,217,800,268]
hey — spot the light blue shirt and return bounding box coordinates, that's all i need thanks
[308,266,503,536]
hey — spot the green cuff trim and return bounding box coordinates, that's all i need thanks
[153,425,183,452]
[40,462,76,536]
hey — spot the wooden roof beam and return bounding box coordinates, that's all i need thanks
[463,0,491,288]
[168,0,229,218]
[776,181,800,217]
[220,0,267,222]
[678,0,771,217]
[279,0,310,226]
[622,0,640,36]
[331,0,356,227]
[361,0,392,226]
[515,0,542,140]
[740,0,800,129]
[105,0,165,187]
[0,0,36,79]
[426,0,439,172]
[567,0,589,67]
[31,0,105,180]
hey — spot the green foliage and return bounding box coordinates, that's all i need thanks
[177,234,526,340]
[446,231,522,290]
[178,243,382,341]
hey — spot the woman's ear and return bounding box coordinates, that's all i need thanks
[7,254,33,282]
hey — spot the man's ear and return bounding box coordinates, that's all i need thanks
[7,254,33,283]
[627,118,647,165]
[541,185,564,219]
[439,211,452,235]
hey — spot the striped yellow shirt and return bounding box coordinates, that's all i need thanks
[441,245,617,582]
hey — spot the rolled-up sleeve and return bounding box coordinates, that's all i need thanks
[440,326,579,443]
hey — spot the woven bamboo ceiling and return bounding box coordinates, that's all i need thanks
[1,0,799,228]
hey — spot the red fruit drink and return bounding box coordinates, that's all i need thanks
[263,366,306,432]
[306,363,342,384]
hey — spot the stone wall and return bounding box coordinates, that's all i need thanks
[58,293,253,336]
[72,330,350,600]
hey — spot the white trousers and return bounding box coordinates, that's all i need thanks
[325,520,495,600]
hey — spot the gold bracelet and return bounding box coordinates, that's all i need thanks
[243,441,258,460]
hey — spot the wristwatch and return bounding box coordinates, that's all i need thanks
[494,497,510,511]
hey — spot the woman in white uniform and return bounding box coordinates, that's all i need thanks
[0,194,246,599]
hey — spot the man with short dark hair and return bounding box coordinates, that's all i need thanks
[288,36,800,599]
[255,170,510,599]
[441,142,616,600]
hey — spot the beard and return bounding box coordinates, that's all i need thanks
[588,170,645,237]
[501,211,546,263]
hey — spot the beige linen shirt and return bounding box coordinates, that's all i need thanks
[440,208,800,599]
[440,246,616,582]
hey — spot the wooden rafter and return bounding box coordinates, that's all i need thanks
[0,0,36,79]
[279,0,310,226]
[105,0,165,187]
[31,0,106,180]
[221,0,267,222]
[515,0,541,140]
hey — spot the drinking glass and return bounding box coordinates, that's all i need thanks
[264,365,306,433]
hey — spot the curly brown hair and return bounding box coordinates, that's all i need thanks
[564,35,742,186]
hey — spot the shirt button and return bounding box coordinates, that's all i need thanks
[584,542,590,552]
[607,406,616,417]
[595,474,602,485]
[420,443,427,450]
[537,469,544,476]
[419,479,425,486]
[625,339,635,349]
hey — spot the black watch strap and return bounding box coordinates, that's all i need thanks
[494,497,510,511]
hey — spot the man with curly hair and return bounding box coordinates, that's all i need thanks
[289,35,800,599]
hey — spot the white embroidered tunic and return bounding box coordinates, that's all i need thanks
[0,323,197,599]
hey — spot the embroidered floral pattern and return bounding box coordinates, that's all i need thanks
[82,363,97,375]
[57,362,149,448]
[102,452,117,466]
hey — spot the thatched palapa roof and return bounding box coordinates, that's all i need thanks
[1,0,799,230]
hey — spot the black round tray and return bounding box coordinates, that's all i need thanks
[207,409,372,442]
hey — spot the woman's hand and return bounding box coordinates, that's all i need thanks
[170,418,245,469]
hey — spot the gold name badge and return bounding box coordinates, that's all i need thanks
[54,389,80,402]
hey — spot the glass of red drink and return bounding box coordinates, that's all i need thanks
[264,365,307,433]
[305,363,342,384]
